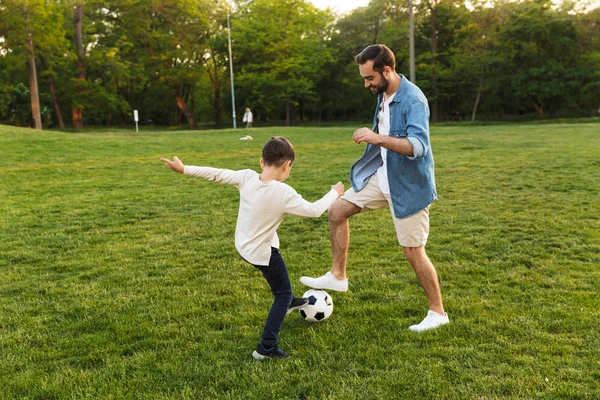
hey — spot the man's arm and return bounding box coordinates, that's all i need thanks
[352,129,415,156]
[352,100,429,158]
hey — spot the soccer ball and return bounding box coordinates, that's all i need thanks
[300,289,333,322]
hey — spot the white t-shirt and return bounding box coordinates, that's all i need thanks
[184,166,339,265]
[376,91,397,195]
[243,112,253,123]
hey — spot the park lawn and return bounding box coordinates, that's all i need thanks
[0,123,598,399]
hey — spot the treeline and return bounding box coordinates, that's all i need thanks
[1,0,599,129]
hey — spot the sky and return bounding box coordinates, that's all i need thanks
[310,0,600,14]
[310,0,370,14]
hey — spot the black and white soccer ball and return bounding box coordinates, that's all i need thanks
[300,289,333,322]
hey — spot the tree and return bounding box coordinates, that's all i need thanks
[498,0,581,118]
[0,0,51,129]
[415,0,469,122]
[449,0,505,121]
[70,0,85,128]
[233,0,334,125]
[199,3,230,126]
[575,6,600,113]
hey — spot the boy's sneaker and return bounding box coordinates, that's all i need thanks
[286,296,309,315]
[252,344,290,360]
[299,271,348,292]
[408,310,450,332]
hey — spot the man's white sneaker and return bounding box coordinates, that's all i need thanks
[408,310,449,332]
[299,272,348,292]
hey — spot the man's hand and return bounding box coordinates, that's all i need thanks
[353,127,378,145]
[332,182,345,196]
[160,156,185,174]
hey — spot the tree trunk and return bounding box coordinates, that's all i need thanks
[26,40,42,130]
[176,96,197,129]
[286,99,290,126]
[212,61,221,125]
[532,102,544,118]
[213,86,221,126]
[429,2,439,123]
[471,81,482,122]
[49,76,65,129]
[24,5,42,130]
[72,2,85,129]
[373,15,381,44]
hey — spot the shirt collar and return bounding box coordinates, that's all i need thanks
[379,73,406,104]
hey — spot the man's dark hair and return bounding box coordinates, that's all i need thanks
[355,44,396,73]
[262,136,295,167]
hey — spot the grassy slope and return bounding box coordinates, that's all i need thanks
[0,124,598,399]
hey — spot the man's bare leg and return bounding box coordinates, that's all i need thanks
[299,198,360,291]
[403,246,444,315]
[328,199,361,280]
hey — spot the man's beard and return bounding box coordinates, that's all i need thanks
[373,73,389,95]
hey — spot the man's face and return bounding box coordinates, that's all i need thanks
[359,60,389,95]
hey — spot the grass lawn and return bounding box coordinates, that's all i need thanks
[0,123,598,399]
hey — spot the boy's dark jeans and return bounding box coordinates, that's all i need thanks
[253,247,293,349]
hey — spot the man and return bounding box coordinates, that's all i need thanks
[300,44,449,332]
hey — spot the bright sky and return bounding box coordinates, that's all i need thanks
[310,0,370,14]
[310,0,600,14]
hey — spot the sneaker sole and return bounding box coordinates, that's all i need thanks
[408,320,449,332]
[299,277,349,292]
[252,350,269,360]
[286,303,308,316]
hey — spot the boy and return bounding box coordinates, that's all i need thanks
[160,137,344,360]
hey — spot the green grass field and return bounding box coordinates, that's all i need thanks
[1,123,599,399]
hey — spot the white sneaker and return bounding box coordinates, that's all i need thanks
[409,310,449,332]
[299,272,348,292]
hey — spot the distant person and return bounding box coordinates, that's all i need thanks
[300,44,449,332]
[160,137,344,359]
[451,109,461,121]
[243,107,253,128]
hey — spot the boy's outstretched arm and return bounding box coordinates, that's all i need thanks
[284,181,345,218]
[161,156,247,187]
[161,156,184,174]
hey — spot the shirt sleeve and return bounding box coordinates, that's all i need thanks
[183,166,249,186]
[405,100,431,158]
[283,188,340,218]
[406,137,425,160]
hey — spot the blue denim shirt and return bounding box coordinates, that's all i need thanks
[349,74,437,218]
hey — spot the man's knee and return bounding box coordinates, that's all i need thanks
[403,246,426,263]
[329,199,360,223]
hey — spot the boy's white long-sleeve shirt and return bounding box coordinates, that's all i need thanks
[184,166,340,265]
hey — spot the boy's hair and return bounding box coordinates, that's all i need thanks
[262,136,295,167]
[355,44,396,74]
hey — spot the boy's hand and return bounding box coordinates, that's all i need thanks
[160,156,184,174]
[332,182,345,196]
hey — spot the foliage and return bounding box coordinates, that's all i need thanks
[1,0,599,127]
[233,0,334,124]
[496,0,581,117]
[6,83,32,126]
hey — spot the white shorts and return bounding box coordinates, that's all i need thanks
[341,174,430,247]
